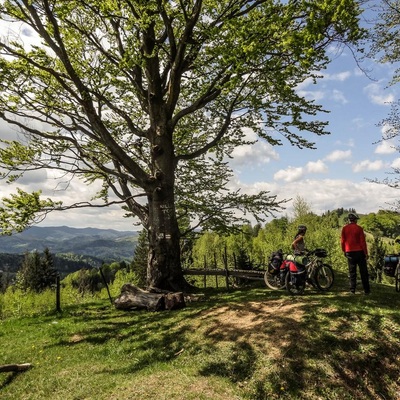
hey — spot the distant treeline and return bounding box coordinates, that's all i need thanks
[0,252,102,276]
[188,208,400,274]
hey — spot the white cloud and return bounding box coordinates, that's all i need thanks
[352,159,386,173]
[230,128,279,167]
[17,169,49,185]
[230,178,400,222]
[0,119,21,141]
[334,138,356,147]
[380,121,399,141]
[306,160,328,174]
[273,160,327,183]
[274,166,304,183]
[375,139,397,155]
[297,90,326,102]
[0,171,138,231]
[283,179,399,217]
[323,71,352,81]
[0,18,41,50]
[230,141,279,166]
[364,82,395,105]
[40,205,136,231]
[391,158,400,169]
[325,149,352,162]
[296,77,315,91]
[296,71,351,104]
[331,89,348,104]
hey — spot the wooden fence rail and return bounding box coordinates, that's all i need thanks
[183,268,266,289]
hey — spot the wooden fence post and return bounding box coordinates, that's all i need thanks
[203,255,207,288]
[233,253,238,286]
[99,266,113,305]
[55,274,61,313]
[223,245,229,289]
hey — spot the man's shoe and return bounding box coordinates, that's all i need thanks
[364,291,370,295]
[350,290,355,295]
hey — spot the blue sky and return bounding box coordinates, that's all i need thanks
[1,6,399,231]
[226,43,400,223]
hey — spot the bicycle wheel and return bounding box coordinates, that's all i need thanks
[315,263,334,291]
[264,270,285,290]
[285,271,305,295]
[395,264,400,292]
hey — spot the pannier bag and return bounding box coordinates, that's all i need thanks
[383,254,399,277]
[286,260,306,286]
[280,260,289,284]
[268,250,284,275]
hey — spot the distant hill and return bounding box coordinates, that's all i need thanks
[0,226,139,274]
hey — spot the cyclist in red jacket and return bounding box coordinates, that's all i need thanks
[341,213,370,295]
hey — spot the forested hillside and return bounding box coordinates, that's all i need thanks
[0,226,138,253]
[0,226,139,275]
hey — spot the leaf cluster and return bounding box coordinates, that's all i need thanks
[0,189,61,235]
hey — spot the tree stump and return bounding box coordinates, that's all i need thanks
[114,284,186,311]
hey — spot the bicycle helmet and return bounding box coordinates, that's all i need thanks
[298,225,307,232]
[348,213,359,221]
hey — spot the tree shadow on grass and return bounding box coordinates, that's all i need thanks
[0,371,28,391]
[26,277,400,399]
[189,291,400,399]
[199,341,257,383]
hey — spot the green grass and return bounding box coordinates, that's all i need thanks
[1,272,400,399]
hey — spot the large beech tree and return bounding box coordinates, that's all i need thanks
[0,0,364,290]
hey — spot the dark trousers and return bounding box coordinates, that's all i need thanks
[345,251,370,293]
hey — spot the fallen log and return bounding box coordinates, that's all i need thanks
[164,292,186,310]
[0,363,32,373]
[114,284,186,311]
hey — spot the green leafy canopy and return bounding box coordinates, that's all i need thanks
[0,0,365,234]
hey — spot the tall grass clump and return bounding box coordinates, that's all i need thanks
[0,287,57,319]
[108,269,141,297]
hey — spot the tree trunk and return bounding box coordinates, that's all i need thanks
[146,193,188,291]
[145,118,189,292]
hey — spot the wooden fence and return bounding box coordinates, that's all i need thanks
[182,246,268,289]
[182,268,266,289]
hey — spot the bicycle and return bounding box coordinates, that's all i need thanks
[264,248,334,293]
[285,248,335,295]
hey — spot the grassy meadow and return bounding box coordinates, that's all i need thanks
[1,271,400,400]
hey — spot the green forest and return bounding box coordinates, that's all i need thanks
[188,205,400,274]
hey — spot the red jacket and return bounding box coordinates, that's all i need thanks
[341,222,368,255]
